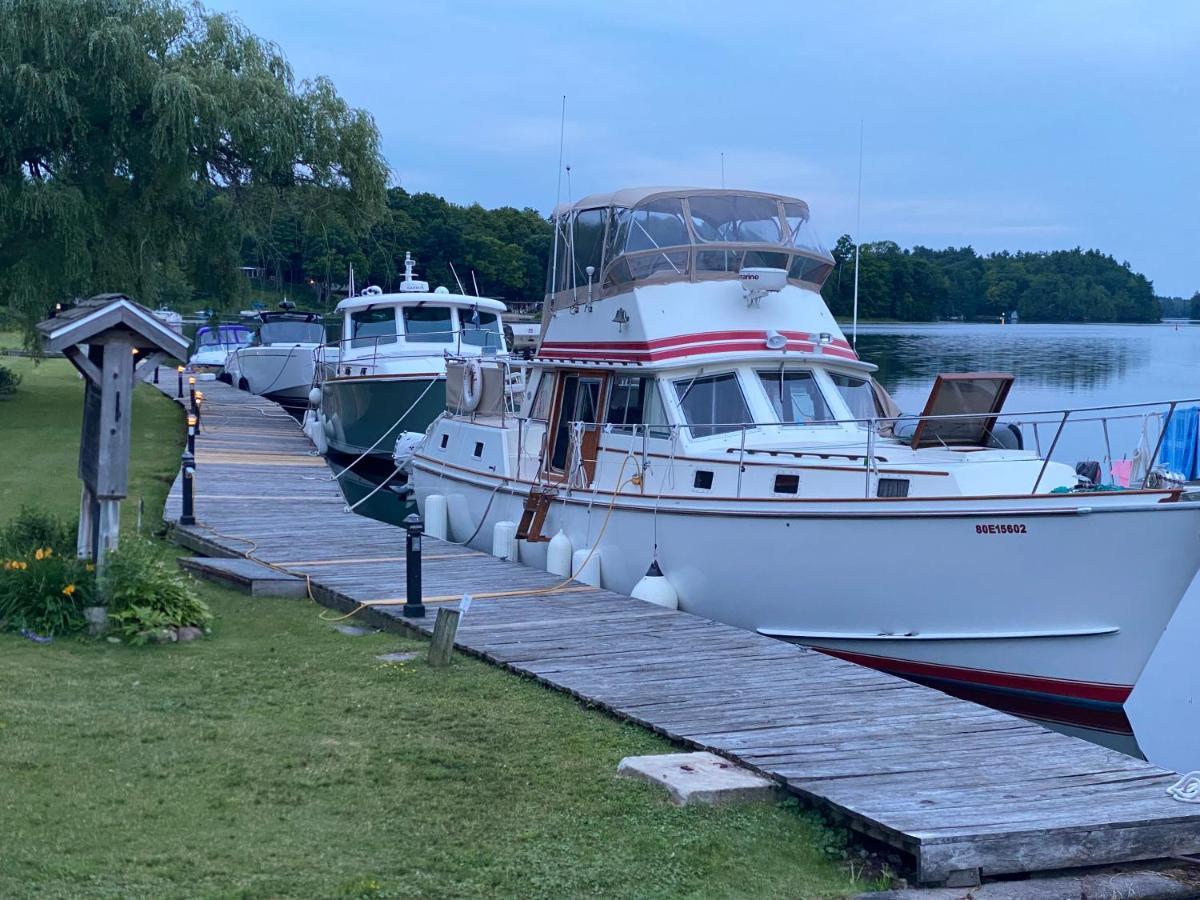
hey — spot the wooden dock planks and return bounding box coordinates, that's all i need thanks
[153,375,1200,885]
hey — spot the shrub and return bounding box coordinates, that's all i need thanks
[105,537,211,641]
[0,507,74,557]
[0,545,94,635]
[0,363,21,398]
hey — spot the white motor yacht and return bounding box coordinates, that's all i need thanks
[187,323,253,372]
[226,306,324,410]
[410,186,1200,752]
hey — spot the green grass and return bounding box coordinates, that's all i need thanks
[0,357,183,531]
[0,363,876,899]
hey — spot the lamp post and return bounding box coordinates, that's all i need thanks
[186,413,197,454]
[177,365,185,398]
[179,449,196,526]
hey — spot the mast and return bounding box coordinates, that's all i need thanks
[852,120,863,349]
[549,95,567,300]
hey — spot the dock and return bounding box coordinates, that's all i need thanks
[157,376,1200,887]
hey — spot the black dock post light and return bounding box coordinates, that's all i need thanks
[188,375,197,413]
[186,413,197,454]
[179,449,196,526]
[193,390,203,433]
[153,362,160,385]
[177,365,184,398]
[403,512,425,618]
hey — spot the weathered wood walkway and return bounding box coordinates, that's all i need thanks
[156,376,1200,886]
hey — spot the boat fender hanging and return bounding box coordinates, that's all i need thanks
[424,494,449,540]
[461,358,483,412]
[631,561,679,610]
[308,386,322,407]
[547,530,572,577]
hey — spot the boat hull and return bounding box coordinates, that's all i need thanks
[230,346,317,407]
[320,375,446,526]
[412,460,1200,752]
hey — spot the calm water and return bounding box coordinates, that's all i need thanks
[853,322,1200,770]
[854,321,1200,472]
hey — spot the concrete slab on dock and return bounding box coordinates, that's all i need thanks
[154,376,1200,886]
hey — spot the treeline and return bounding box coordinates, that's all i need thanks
[1159,294,1200,319]
[243,188,552,307]
[821,237,1164,323]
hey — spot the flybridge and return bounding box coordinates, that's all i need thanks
[538,187,853,370]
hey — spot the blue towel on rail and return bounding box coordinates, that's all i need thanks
[1159,406,1200,480]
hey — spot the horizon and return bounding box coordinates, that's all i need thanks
[208,0,1200,298]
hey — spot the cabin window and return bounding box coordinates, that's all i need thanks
[258,320,325,344]
[687,194,781,244]
[459,310,503,348]
[674,373,750,438]
[572,209,607,288]
[350,307,397,348]
[693,470,714,490]
[783,202,829,256]
[402,306,453,342]
[527,375,552,421]
[829,373,881,424]
[622,199,689,253]
[758,369,831,425]
[788,255,834,287]
[605,376,669,437]
[877,477,910,498]
[773,473,800,494]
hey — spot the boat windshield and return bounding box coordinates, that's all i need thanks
[259,321,324,344]
[758,369,832,424]
[459,311,504,348]
[197,326,251,348]
[548,190,834,302]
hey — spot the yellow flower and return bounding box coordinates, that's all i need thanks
[34,548,44,561]
[45,548,52,558]
[19,561,27,570]
[85,563,95,572]
[62,584,76,597]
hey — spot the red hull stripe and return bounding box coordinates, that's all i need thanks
[539,330,859,363]
[908,675,1135,735]
[817,647,1133,705]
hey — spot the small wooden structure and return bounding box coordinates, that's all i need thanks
[38,294,188,569]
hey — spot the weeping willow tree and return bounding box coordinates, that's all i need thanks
[0,0,388,346]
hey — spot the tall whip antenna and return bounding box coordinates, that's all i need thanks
[549,95,567,299]
[852,119,863,349]
[720,152,725,188]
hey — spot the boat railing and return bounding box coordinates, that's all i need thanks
[590,395,1200,497]
[316,329,507,376]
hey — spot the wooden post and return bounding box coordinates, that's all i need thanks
[428,607,460,667]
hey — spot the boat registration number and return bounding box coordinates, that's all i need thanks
[975,523,1027,535]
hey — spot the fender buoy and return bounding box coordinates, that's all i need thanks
[461,358,483,412]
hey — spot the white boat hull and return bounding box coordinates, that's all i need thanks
[412,458,1200,747]
[228,346,317,405]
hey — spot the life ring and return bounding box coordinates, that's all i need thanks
[461,358,483,412]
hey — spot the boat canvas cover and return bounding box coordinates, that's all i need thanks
[909,373,1015,449]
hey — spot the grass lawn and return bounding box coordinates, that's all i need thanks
[0,363,876,899]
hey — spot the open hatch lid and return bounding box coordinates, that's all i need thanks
[909,372,1015,449]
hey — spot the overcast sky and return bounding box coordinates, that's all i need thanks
[210,0,1200,297]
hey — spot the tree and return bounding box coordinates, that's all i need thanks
[1191,293,1200,320]
[0,0,388,346]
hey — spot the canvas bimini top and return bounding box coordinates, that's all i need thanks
[545,187,835,310]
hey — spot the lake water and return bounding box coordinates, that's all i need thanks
[854,322,1200,772]
[856,321,1200,476]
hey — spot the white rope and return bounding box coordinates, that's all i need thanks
[343,465,404,513]
[1168,772,1200,803]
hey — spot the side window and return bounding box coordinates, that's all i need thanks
[350,307,397,348]
[829,373,881,423]
[758,370,831,424]
[527,374,552,420]
[402,306,453,342]
[673,373,749,438]
[605,376,670,437]
[572,209,607,290]
[460,310,503,348]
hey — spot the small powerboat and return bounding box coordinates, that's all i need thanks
[226,306,324,410]
[188,323,253,373]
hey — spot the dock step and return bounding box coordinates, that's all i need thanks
[178,556,308,598]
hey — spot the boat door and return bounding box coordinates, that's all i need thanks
[545,371,607,484]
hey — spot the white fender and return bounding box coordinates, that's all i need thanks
[492,521,517,561]
[631,561,678,610]
[424,494,449,540]
[571,548,601,588]
[547,530,572,577]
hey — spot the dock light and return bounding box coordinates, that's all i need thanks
[403,513,425,618]
[179,449,196,526]
[176,366,184,398]
[186,414,197,454]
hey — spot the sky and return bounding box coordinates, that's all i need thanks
[209,0,1200,297]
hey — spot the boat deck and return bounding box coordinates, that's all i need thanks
[155,375,1200,886]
